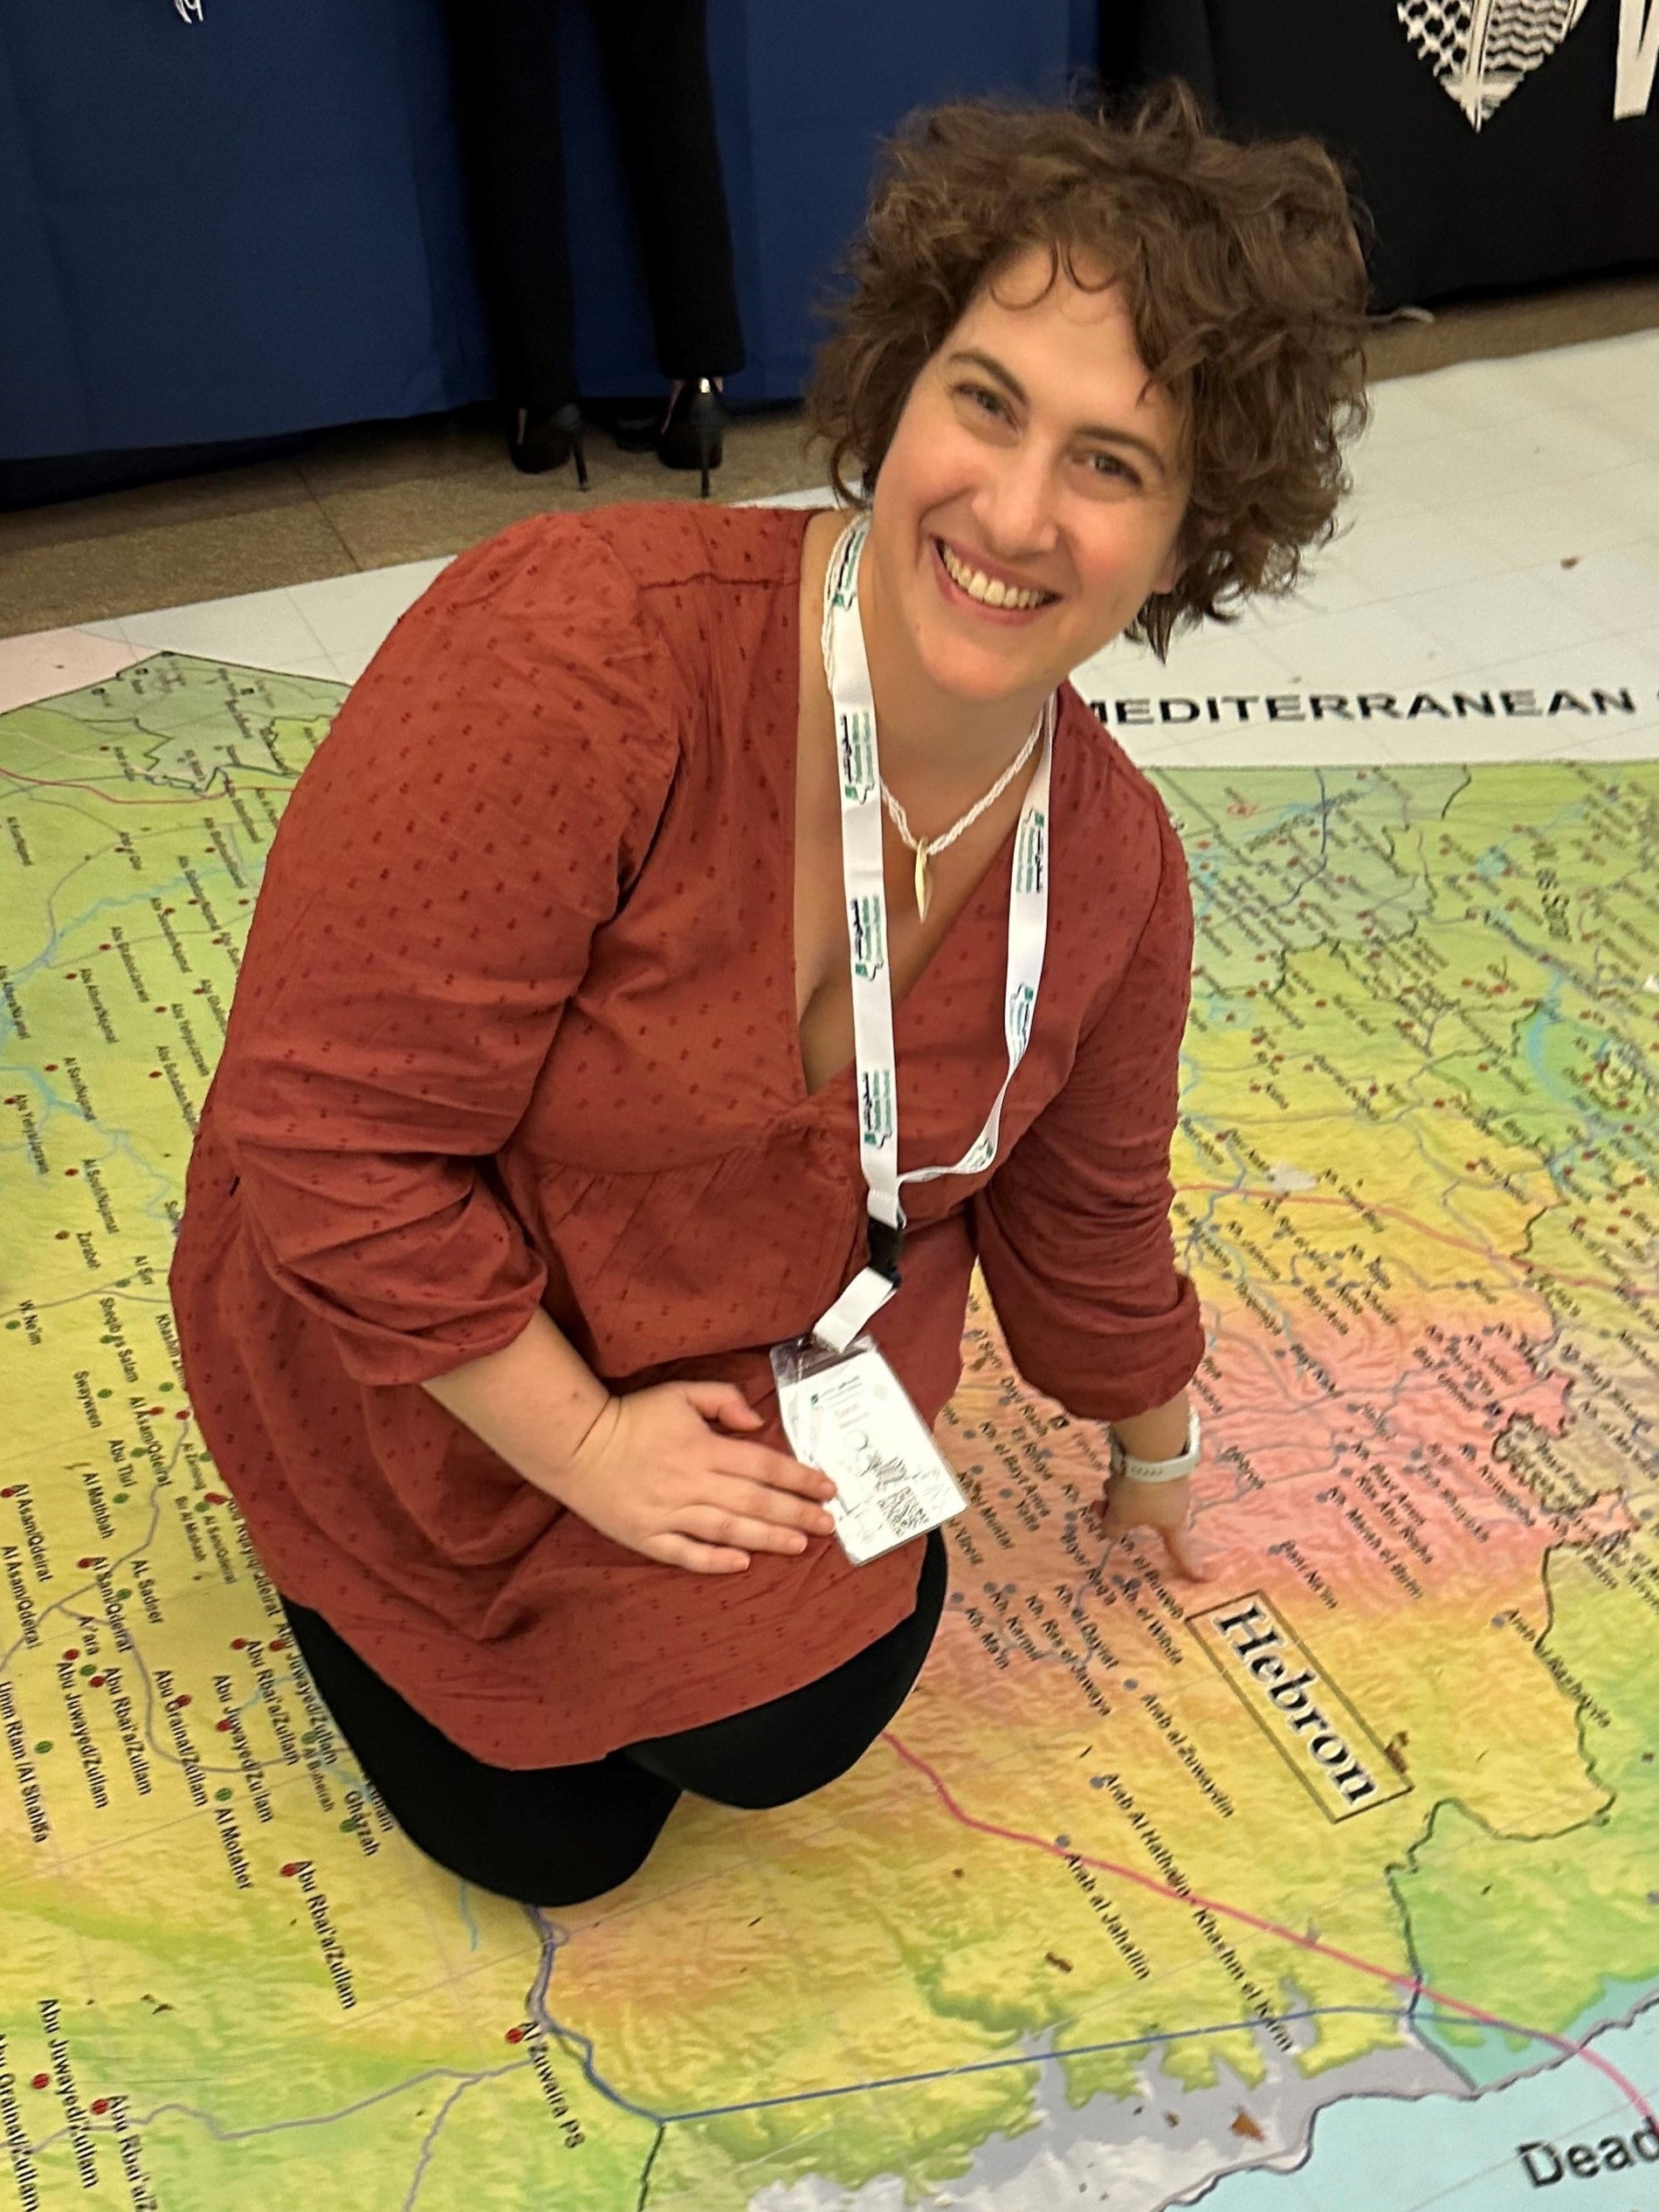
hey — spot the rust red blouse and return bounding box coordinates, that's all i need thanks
[170,503,1202,1767]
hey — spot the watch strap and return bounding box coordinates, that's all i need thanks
[1108,1412,1201,1486]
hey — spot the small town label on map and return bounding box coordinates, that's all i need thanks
[1188,1593,1411,1823]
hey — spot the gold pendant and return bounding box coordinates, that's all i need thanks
[914,839,932,921]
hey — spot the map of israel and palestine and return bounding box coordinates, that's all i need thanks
[0,625,1656,2212]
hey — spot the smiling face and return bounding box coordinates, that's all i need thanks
[861,245,1191,726]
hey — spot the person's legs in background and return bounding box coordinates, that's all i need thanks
[442,0,589,480]
[590,0,746,490]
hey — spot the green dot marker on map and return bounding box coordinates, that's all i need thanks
[34,1741,52,1754]
[4,1321,17,1332]
[216,1788,232,1803]
[113,1493,128,1505]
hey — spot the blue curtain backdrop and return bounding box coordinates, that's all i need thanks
[0,0,1097,463]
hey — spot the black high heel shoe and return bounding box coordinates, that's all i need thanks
[656,378,726,499]
[507,401,589,489]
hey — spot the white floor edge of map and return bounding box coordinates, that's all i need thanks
[0,324,1654,773]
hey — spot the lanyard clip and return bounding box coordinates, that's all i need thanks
[866,1211,905,1286]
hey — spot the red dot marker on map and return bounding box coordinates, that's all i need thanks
[77,1557,94,1568]
[231,1638,247,1650]
[173,1695,191,1708]
[31,2074,48,2091]
[505,2028,526,2044]
[217,1719,232,1732]
[280,1862,299,1878]
[64,1648,79,1661]
[90,2098,109,2116]
[90,1675,106,1687]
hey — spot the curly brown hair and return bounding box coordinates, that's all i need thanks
[805,81,1371,658]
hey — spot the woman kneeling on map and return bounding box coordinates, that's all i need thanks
[170,85,1367,1906]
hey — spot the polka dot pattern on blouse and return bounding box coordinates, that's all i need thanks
[169,502,1201,1768]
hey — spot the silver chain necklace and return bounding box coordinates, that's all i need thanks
[881,718,1043,921]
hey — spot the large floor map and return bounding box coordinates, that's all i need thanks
[1,651,1656,2212]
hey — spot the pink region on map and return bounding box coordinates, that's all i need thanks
[0,630,148,715]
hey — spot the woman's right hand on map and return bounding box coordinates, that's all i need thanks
[1094,1473,1212,1581]
[556,1382,839,1575]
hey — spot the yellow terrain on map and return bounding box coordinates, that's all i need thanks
[1,654,1656,2209]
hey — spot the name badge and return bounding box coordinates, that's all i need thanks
[771,1334,967,1565]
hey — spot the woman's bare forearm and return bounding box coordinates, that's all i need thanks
[420,1306,612,1501]
[1109,1389,1191,1463]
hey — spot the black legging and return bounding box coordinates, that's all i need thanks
[280,1530,947,1906]
[443,0,747,409]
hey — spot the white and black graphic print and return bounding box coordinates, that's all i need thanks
[1617,0,1659,114]
[1396,0,1593,127]
[1398,0,1658,125]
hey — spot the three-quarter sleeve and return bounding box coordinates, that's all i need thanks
[208,519,680,1387]
[971,789,1203,1422]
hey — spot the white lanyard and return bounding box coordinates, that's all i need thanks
[813,515,1055,1352]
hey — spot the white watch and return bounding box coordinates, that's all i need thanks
[1108,1412,1201,1486]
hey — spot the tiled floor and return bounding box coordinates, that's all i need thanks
[13,325,1656,775]
[1074,325,1659,768]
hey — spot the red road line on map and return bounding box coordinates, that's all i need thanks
[882,1730,1655,2126]
[1182,1181,1654,1299]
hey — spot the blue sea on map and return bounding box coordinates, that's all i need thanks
[1419,1981,1659,2092]
[1201,1995,1659,2209]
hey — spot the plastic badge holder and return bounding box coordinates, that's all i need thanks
[771,1332,967,1566]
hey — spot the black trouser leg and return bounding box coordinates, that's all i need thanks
[626,1528,947,1806]
[589,0,746,381]
[442,0,578,411]
[278,1532,946,1908]
[280,1598,681,1905]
